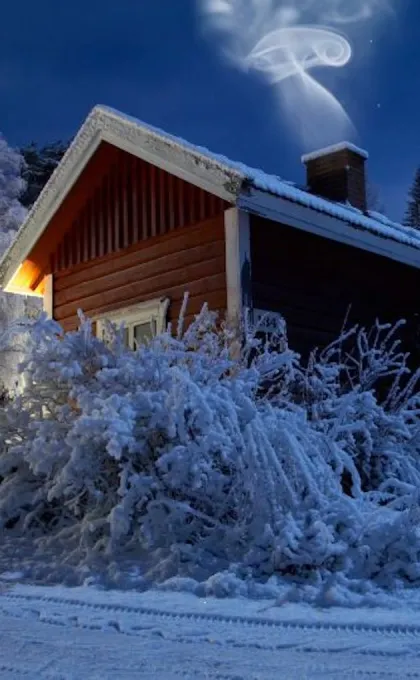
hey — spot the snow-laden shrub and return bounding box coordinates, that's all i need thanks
[1,305,420,588]
[268,319,420,499]
[0,308,300,564]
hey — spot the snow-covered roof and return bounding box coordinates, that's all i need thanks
[1,105,420,293]
[98,108,418,253]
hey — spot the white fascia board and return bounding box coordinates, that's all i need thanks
[238,187,420,270]
[100,129,240,203]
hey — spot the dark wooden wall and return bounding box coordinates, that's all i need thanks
[54,216,227,332]
[251,215,420,358]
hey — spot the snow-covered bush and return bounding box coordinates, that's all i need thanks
[290,320,420,498]
[0,309,294,565]
[1,304,420,589]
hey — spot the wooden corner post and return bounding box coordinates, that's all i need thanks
[43,274,53,319]
[224,207,252,330]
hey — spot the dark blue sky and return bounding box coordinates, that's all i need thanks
[0,1,419,220]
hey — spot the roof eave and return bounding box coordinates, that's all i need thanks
[96,106,244,201]
[238,186,420,270]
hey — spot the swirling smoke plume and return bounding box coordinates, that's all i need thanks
[200,1,393,148]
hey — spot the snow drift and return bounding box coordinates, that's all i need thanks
[1,304,420,591]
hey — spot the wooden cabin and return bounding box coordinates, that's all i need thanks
[1,106,420,355]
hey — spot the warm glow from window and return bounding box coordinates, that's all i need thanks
[5,261,44,297]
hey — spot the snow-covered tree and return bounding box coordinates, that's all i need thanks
[0,135,26,246]
[20,140,68,208]
[0,133,31,394]
[403,167,420,229]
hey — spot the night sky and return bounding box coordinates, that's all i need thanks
[0,0,419,221]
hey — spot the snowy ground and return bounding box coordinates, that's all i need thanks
[1,580,420,679]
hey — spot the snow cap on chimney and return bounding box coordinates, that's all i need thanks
[302,142,368,212]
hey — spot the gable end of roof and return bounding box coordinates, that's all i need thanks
[94,106,244,199]
[0,107,244,291]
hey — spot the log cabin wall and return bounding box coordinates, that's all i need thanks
[54,216,227,331]
[250,214,420,358]
[49,144,228,331]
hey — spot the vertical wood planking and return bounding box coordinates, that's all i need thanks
[65,235,71,269]
[189,185,196,225]
[98,183,105,258]
[113,162,120,251]
[177,176,184,228]
[122,154,129,248]
[61,234,67,270]
[82,206,89,262]
[140,159,148,240]
[132,156,139,243]
[74,221,80,265]
[102,183,107,256]
[58,242,64,271]
[51,149,228,274]
[150,164,157,238]
[167,173,174,230]
[88,199,95,260]
[67,230,73,268]
[198,189,206,220]
[159,168,166,234]
[95,188,101,257]
[107,168,114,255]
[210,193,217,217]
[90,193,96,261]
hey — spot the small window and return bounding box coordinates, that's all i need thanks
[96,298,169,350]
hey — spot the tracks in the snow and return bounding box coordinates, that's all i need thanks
[2,591,420,638]
[2,591,420,679]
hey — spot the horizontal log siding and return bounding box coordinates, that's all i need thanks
[54,216,226,331]
[51,145,226,273]
[251,215,420,358]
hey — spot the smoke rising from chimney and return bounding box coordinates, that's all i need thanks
[199,0,393,148]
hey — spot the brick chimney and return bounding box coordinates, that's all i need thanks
[301,142,368,212]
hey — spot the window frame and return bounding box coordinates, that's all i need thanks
[95,297,170,349]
